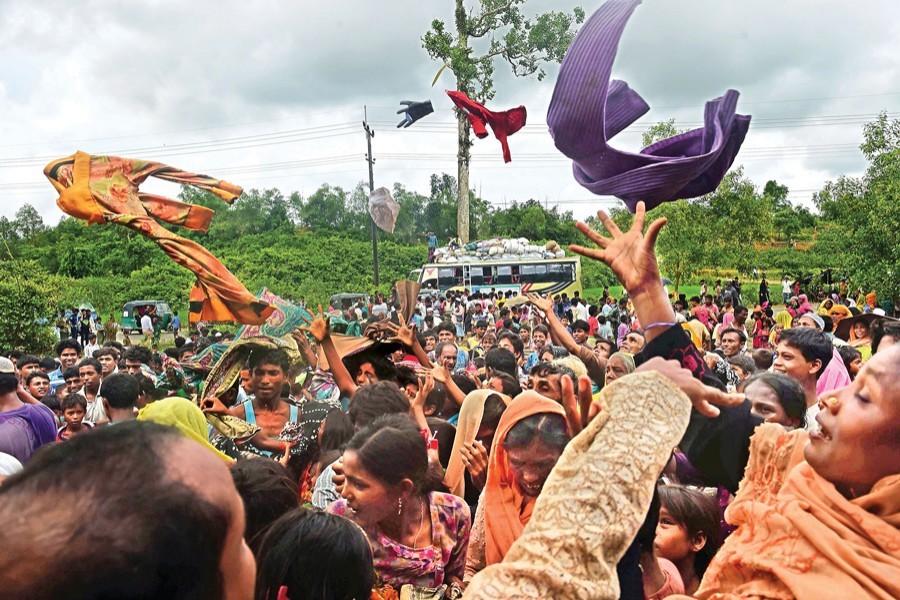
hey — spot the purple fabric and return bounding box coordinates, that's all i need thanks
[547,0,751,212]
[0,403,58,462]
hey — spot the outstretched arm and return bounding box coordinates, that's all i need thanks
[570,202,674,344]
[386,322,433,369]
[297,306,358,398]
[527,293,579,353]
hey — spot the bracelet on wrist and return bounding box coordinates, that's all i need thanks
[643,321,677,332]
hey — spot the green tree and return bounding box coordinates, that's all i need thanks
[0,216,20,245]
[652,201,712,294]
[814,112,900,305]
[764,180,816,244]
[300,184,350,230]
[640,118,684,148]
[704,167,773,275]
[422,0,584,242]
[13,204,46,241]
[0,260,58,353]
[391,183,428,244]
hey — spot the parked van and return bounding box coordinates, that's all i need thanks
[121,300,173,334]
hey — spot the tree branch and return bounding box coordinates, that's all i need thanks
[468,0,517,38]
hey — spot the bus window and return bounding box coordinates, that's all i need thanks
[482,266,493,286]
[438,268,456,288]
[548,262,575,281]
[496,265,513,285]
[533,264,549,283]
[519,264,537,283]
[470,267,484,287]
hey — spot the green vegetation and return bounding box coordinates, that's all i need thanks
[1,113,896,350]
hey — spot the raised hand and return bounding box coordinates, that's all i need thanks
[278,441,296,468]
[200,396,229,414]
[527,293,554,314]
[635,357,744,418]
[570,201,667,298]
[561,375,601,436]
[461,439,489,490]
[430,365,450,384]
[385,321,417,348]
[413,372,435,415]
[297,305,331,342]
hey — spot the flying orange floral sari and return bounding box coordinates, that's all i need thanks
[44,151,273,325]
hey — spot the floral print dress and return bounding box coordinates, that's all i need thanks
[328,491,471,589]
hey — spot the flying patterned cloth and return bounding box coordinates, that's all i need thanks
[44,151,273,325]
[446,91,527,163]
[235,288,313,340]
[547,0,751,212]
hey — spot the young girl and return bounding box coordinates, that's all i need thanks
[837,345,863,381]
[56,394,94,440]
[655,484,722,596]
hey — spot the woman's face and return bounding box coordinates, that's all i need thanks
[745,380,797,429]
[505,440,563,499]
[605,354,630,383]
[853,322,869,339]
[482,335,496,350]
[340,450,403,527]
[805,345,900,497]
[355,362,377,386]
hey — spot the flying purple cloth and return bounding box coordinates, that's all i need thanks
[548,0,751,212]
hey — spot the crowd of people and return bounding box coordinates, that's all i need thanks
[0,202,898,599]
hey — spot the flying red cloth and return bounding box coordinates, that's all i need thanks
[446,91,527,163]
[44,151,274,326]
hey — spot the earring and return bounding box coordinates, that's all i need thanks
[398,497,403,516]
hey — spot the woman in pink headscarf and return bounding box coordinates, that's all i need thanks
[713,311,736,348]
[796,294,814,316]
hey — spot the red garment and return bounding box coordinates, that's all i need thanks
[446,91,526,163]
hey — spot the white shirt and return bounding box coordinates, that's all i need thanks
[140,314,153,333]
[782,279,792,294]
[83,342,100,358]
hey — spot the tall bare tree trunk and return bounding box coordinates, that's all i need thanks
[455,0,471,243]
[457,111,471,242]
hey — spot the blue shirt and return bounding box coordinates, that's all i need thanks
[171,316,181,330]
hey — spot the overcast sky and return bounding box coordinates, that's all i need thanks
[1,0,898,226]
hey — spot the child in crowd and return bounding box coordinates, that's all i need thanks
[655,484,722,596]
[40,393,63,425]
[837,345,863,381]
[56,394,94,440]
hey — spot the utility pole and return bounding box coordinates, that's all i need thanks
[363,107,379,287]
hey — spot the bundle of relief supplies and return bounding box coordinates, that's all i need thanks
[432,238,565,263]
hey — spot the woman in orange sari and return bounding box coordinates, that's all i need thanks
[464,391,569,583]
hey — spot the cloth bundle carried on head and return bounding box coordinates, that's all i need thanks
[44,151,274,325]
[547,0,751,212]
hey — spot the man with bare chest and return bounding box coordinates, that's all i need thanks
[227,349,300,454]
